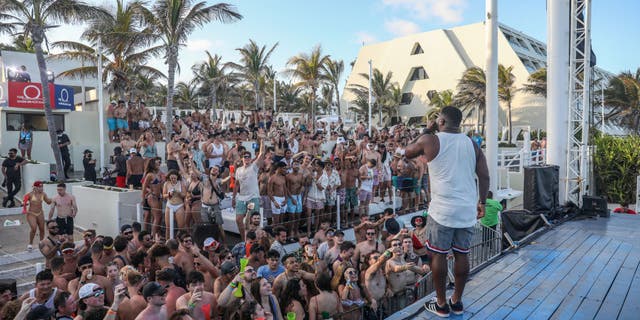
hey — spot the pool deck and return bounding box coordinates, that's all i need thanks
[390,213,640,320]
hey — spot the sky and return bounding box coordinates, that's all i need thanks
[3,0,639,89]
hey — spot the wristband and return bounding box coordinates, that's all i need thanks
[230,281,238,288]
[107,309,117,315]
[188,302,196,309]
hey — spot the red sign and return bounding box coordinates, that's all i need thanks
[6,81,74,110]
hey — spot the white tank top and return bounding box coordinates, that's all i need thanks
[428,132,478,228]
[29,287,58,310]
[209,143,224,166]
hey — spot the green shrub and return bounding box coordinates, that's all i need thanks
[593,134,640,204]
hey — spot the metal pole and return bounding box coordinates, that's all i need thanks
[273,72,277,113]
[579,1,592,200]
[601,85,605,129]
[136,203,142,223]
[392,186,396,215]
[368,60,372,136]
[336,195,341,230]
[97,37,105,175]
[547,0,571,203]
[485,0,499,194]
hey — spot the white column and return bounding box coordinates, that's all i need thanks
[273,72,277,113]
[97,37,105,174]
[368,60,372,136]
[485,0,499,193]
[547,0,571,203]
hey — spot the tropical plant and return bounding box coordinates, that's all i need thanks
[604,68,640,132]
[287,45,330,130]
[152,0,242,141]
[50,0,164,100]
[498,65,516,144]
[425,89,454,121]
[454,67,486,134]
[384,83,402,124]
[0,0,109,180]
[192,51,232,111]
[522,67,546,97]
[173,81,198,109]
[230,39,277,112]
[593,134,640,204]
[322,59,344,117]
[277,82,302,113]
[318,84,335,115]
[348,68,396,126]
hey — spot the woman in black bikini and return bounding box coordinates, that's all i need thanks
[185,168,203,232]
[141,158,164,236]
[308,273,342,320]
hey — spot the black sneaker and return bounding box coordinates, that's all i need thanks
[424,299,450,318]
[448,298,464,315]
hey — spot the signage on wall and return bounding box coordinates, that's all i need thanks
[6,81,74,110]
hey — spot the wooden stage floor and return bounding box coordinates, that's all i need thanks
[391,213,640,320]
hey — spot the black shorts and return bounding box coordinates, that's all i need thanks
[127,174,143,188]
[130,121,140,130]
[167,160,179,171]
[56,216,74,236]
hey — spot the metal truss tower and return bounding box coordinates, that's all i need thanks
[565,0,592,206]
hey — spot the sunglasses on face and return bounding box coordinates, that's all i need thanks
[243,155,251,159]
[366,232,376,236]
[391,243,401,247]
[92,289,104,297]
[244,268,255,273]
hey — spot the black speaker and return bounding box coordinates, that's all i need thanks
[191,223,221,248]
[582,195,609,217]
[523,165,559,212]
[0,279,18,300]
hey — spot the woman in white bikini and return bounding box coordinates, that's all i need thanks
[163,169,187,239]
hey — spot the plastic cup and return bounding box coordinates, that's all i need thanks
[287,312,296,320]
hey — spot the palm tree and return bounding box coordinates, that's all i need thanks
[278,82,302,113]
[604,68,640,131]
[173,81,198,109]
[498,65,516,144]
[454,67,486,134]
[287,45,330,131]
[522,67,547,97]
[0,0,109,180]
[152,0,242,141]
[385,84,402,124]
[192,51,231,111]
[318,84,334,115]
[348,68,395,126]
[426,89,454,121]
[322,59,344,117]
[230,40,278,110]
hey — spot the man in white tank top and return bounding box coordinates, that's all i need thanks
[405,106,490,317]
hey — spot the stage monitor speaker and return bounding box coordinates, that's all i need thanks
[523,165,559,212]
[582,195,609,217]
[0,279,18,300]
[191,223,221,248]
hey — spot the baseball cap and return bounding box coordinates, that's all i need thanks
[336,136,346,144]
[83,149,93,154]
[220,261,238,275]
[78,283,101,299]
[203,237,219,251]
[334,230,345,237]
[110,100,117,105]
[142,281,167,299]
[33,181,43,187]
[120,224,132,233]
[129,148,137,154]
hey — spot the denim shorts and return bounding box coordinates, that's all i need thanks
[235,198,261,216]
[424,215,474,254]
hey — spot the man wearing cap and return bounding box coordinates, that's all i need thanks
[176,271,218,320]
[126,148,144,188]
[56,129,72,179]
[404,106,490,317]
[82,149,97,183]
[217,261,258,307]
[48,183,77,242]
[107,101,117,142]
[213,261,237,304]
[76,283,109,318]
[135,282,167,320]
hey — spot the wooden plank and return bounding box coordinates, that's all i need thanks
[571,243,632,319]
[594,248,640,320]
[617,251,640,320]
[469,231,595,320]
[546,240,622,320]
[505,236,613,320]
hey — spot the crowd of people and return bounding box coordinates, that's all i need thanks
[0,106,493,319]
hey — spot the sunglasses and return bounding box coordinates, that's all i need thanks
[366,232,376,236]
[244,268,255,273]
[243,155,251,158]
[391,243,402,247]
[92,289,105,297]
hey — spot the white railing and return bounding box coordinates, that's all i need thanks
[498,148,546,173]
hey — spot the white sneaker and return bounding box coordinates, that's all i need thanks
[27,244,33,251]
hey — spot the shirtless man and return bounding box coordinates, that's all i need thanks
[128,101,141,140]
[166,133,181,171]
[363,251,390,314]
[46,183,77,242]
[107,101,117,142]
[139,102,151,132]
[126,150,145,188]
[281,160,303,236]
[353,215,388,243]
[268,162,289,227]
[155,269,186,316]
[115,100,128,139]
[272,253,315,298]
[116,270,146,320]
[120,132,137,153]
[331,241,356,290]
[60,242,80,281]
[39,220,63,268]
[68,255,113,305]
[173,233,196,276]
[135,282,167,320]
[358,159,376,217]
[341,157,359,226]
[201,166,225,245]
[385,238,425,309]
[177,271,218,320]
[50,256,69,291]
[353,227,386,270]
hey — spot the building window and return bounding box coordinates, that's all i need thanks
[400,93,413,105]
[411,43,424,55]
[410,67,428,81]
[6,113,65,131]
